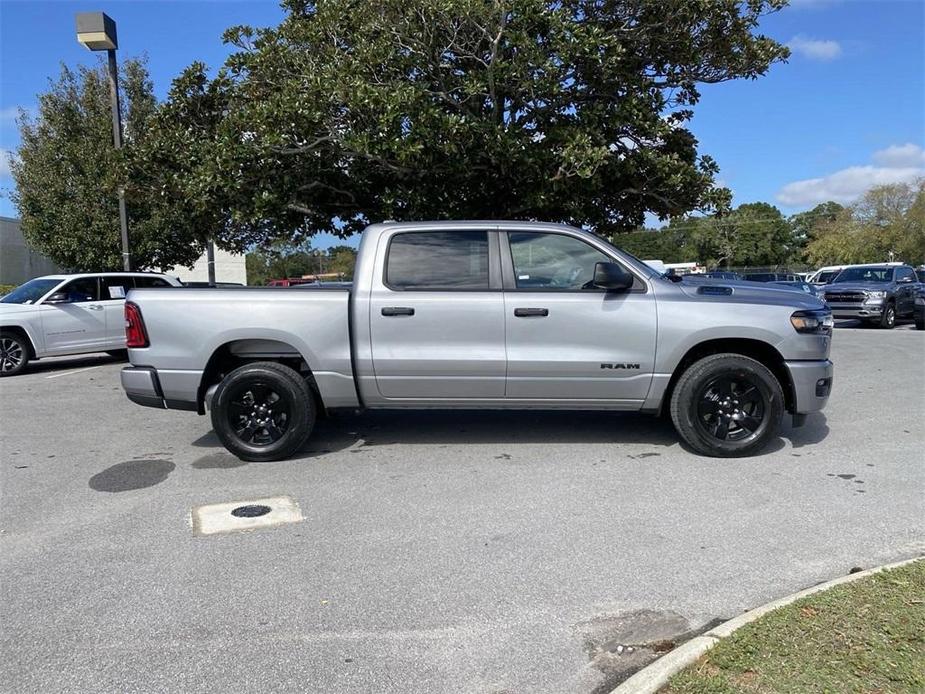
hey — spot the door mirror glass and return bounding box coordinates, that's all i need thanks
[593,262,634,291]
[44,291,70,304]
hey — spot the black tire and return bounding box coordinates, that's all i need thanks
[916,318,924,331]
[879,302,896,329]
[670,353,784,457]
[210,361,316,462]
[0,331,30,377]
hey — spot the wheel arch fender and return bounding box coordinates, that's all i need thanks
[656,336,794,416]
[0,324,38,360]
[197,335,324,415]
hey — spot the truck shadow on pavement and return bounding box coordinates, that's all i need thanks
[189,409,830,464]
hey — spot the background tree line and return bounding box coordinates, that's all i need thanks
[617,181,924,269]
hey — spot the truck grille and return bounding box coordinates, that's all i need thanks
[824,291,866,303]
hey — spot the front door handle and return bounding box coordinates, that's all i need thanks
[514,307,549,317]
[87,305,104,311]
[381,306,415,316]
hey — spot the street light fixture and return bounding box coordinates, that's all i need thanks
[76,11,131,271]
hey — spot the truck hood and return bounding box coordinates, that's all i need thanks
[823,282,892,293]
[675,277,825,310]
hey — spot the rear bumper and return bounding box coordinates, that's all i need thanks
[121,366,199,411]
[784,359,834,415]
[121,366,166,409]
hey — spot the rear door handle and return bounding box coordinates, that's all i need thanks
[514,307,549,317]
[381,306,415,316]
[88,305,104,311]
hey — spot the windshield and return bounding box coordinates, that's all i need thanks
[833,267,892,283]
[0,278,61,304]
[815,270,840,284]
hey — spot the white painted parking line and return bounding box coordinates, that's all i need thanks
[191,496,303,536]
[45,365,106,379]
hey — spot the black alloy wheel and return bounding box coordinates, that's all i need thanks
[226,382,291,446]
[695,375,767,444]
[210,361,315,462]
[670,353,784,457]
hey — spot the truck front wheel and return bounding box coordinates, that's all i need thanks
[210,361,316,462]
[669,353,784,457]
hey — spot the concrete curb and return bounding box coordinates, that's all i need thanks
[609,555,924,694]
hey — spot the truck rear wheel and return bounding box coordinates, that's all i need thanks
[670,353,784,457]
[210,361,316,462]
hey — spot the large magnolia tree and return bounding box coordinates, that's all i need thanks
[133,0,789,249]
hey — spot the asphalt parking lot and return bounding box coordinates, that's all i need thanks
[2,324,923,694]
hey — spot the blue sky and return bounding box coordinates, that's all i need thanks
[1,0,923,249]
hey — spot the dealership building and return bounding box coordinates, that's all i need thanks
[0,216,246,286]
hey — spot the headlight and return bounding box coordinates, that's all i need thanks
[865,291,887,299]
[791,309,834,335]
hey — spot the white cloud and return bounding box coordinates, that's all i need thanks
[778,143,925,206]
[871,143,925,168]
[0,150,11,177]
[788,35,842,61]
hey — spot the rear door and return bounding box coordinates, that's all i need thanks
[39,276,108,354]
[368,228,506,400]
[501,230,657,404]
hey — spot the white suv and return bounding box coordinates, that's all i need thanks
[0,272,181,376]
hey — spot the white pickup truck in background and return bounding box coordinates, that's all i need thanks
[0,272,181,376]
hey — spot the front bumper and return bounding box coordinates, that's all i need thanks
[828,304,883,319]
[784,359,834,415]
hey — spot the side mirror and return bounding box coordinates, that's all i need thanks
[592,262,634,291]
[44,291,69,304]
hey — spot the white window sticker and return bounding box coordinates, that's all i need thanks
[518,274,531,280]
[108,285,126,299]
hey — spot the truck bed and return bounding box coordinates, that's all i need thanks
[126,287,358,410]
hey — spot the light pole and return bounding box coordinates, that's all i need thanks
[76,12,131,271]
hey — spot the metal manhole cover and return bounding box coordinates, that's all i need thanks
[231,504,272,518]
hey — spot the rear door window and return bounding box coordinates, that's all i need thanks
[100,276,133,300]
[386,231,490,290]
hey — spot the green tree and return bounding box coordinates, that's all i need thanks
[10,59,206,271]
[804,180,924,266]
[139,0,787,247]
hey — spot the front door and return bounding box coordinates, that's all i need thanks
[369,229,506,400]
[502,230,657,404]
[39,276,108,354]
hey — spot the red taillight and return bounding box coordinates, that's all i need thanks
[125,301,149,348]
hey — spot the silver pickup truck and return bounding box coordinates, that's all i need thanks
[121,221,834,460]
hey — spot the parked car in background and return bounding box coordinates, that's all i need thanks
[822,264,919,328]
[807,266,844,287]
[743,272,801,283]
[0,272,181,376]
[703,271,742,281]
[121,220,833,461]
[769,279,819,297]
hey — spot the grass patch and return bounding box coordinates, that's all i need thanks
[665,560,925,693]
